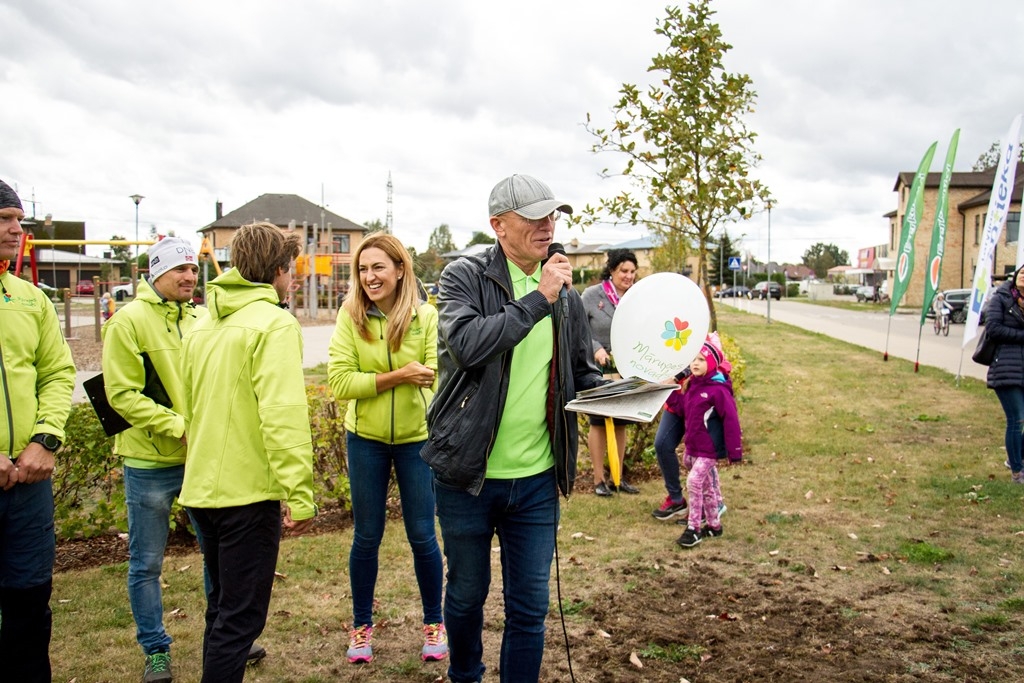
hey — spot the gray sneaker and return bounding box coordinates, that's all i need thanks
[143,651,172,683]
[1012,471,1024,485]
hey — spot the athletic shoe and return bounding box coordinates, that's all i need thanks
[676,527,703,548]
[1012,472,1024,485]
[421,623,449,661]
[142,651,173,683]
[1005,460,1011,470]
[652,496,688,520]
[247,643,267,664]
[718,503,727,517]
[594,481,613,497]
[347,625,374,664]
[612,480,641,494]
[702,524,724,538]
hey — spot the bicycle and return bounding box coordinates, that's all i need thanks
[934,306,950,336]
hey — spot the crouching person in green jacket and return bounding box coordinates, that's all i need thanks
[179,222,316,683]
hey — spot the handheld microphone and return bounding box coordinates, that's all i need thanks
[547,242,569,318]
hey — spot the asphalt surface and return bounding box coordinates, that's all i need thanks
[719,297,987,382]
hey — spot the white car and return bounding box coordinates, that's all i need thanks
[111,282,134,301]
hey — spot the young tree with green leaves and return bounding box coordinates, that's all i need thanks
[575,1,769,330]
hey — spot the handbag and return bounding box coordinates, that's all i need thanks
[972,326,997,366]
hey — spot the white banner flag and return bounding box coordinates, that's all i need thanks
[963,114,1023,348]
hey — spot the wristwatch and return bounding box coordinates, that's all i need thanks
[30,433,62,452]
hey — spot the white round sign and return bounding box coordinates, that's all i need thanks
[610,273,711,381]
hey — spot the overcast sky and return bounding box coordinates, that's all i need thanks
[4,0,1023,265]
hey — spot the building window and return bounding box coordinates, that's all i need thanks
[975,214,980,246]
[1007,211,1021,244]
[334,234,350,254]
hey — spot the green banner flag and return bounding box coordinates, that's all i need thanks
[890,141,938,316]
[919,130,960,326]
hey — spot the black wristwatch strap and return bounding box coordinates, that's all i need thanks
[30,433,62,452]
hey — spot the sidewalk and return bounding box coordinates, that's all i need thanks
[72,324,337,404]
[722,298,986,382]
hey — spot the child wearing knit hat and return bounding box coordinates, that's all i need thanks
[668,334,743,548]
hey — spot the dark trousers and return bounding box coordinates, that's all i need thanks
[0,479,56,683]
[187,501,281,683]
[0,581,52,683]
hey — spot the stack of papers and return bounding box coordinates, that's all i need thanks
[565,378,677,422]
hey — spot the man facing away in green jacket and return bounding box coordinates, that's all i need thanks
[179,221,316,683]
[0,178,76,683]
[103,237,210,683]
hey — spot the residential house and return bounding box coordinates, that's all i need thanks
[198,194,368,284]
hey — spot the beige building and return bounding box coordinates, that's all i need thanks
[887,162,1023,307]
[198,194,368,284]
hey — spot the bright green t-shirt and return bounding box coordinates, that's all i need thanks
[486,260,554,479]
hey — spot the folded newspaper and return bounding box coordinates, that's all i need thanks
[565,378,676,422]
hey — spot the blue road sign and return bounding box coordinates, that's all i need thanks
[728,256,742,271]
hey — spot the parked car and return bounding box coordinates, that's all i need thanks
[111,282,134,301]
[35,281,58,300]
[752,281,782,300]
[714,285,751,299]
[855,285,875,302]
[75,280,95,295]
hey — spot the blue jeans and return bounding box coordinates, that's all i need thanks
[347,434,442,627]
[435,468,559,683]
[995,386,1024,473]
[654,411,686,502]
[124,464,187,655]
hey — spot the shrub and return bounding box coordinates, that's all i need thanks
[54,403,126,539]
[306,384,351,509]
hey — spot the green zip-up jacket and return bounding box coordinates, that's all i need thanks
[178,269,316,521]
[101,278,208,464]
[327,303,437,444]
[0,271,75,457]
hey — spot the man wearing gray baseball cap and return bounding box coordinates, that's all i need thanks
[422,174,604,682]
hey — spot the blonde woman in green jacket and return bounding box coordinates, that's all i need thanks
[328,232,446,665]
[179,223,315,683]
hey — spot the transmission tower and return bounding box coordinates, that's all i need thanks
[386,171,393,233]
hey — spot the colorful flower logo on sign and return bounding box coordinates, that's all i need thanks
[660,317,691,351]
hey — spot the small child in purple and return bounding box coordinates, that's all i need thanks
[675,336,743,548]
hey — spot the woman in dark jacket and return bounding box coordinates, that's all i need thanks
[983,264,1024,484]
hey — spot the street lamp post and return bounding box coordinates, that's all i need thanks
[130,194,144,261]
[766,201,773,324]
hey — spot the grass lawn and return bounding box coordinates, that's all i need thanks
[51,307,1024,682]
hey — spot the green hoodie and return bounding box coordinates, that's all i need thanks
[101,278,208,465]
[0,272,75,457]
[178,269,315,521]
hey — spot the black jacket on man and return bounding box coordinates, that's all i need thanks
[421,243,605,497]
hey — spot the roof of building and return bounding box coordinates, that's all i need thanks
[199,194,367,234]
[25,248,122,265]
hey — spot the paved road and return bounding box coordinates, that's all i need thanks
[719,297,986,382]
